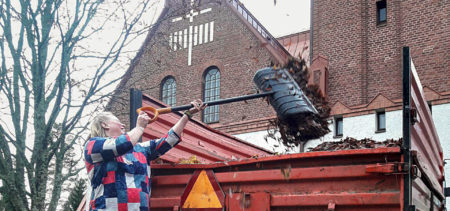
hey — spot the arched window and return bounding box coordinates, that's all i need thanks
[203,67,220,123]
[161,76,176,106]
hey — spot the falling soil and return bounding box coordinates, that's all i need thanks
[309,137,403,152]
[265,57,331,151]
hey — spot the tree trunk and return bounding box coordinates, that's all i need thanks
[48,152,65,211]
[31,148,50,211]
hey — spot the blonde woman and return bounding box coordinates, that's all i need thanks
[84,99,206,210]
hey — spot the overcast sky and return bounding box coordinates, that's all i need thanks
[239,0,310,37]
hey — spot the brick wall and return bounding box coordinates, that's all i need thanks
[312,0,449,108]
[110,0,448,133]
[109,0,278,130]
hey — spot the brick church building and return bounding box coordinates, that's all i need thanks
[108,0,449,152]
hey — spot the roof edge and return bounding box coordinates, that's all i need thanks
[276,29,310,40]
[225,0,291,65]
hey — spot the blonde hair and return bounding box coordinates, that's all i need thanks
[90,112,115,138]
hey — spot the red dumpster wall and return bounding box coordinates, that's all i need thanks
[145,57,445,211]
[150,147,404,210]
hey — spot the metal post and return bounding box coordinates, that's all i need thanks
[402,47,413,211]
[130,88,142,130]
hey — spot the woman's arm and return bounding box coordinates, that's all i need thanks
[128,111,151,145]
[172,99,206,136]
[139,99,206,161]
[128,98,205,143]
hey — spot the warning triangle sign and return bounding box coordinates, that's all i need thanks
[180,170,224,210]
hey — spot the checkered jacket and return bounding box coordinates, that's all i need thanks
[84,129,181,211]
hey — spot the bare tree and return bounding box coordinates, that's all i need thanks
[0,0,161,210]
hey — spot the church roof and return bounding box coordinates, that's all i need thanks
[111,0,293,101]
[277,30,310,61]
[227,0,291,64]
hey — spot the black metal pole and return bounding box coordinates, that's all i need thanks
[130,88,142,130]
[402,47,413,211]
[170,91,274,112]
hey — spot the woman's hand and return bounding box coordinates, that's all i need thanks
[188,99,207,114]
[137,111,150,129]
[128,111,150,146]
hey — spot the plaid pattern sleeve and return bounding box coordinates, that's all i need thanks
[85,134,133,164]
[138,129,181,161]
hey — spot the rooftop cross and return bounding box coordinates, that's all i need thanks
[170,0,213,66]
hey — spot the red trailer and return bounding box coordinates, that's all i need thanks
[152,148,408,210]
[147,47,445,211]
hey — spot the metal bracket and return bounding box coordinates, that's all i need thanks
[366,163,408,174]
[410,164,420,179]
[410,108,418,125]
[243,193,251,208]
[366,163,421,179]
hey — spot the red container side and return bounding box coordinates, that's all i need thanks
[150,148,405,211]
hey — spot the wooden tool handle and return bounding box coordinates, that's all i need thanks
[136,107,172,123]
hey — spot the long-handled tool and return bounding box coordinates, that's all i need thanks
[137,67,318,123]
